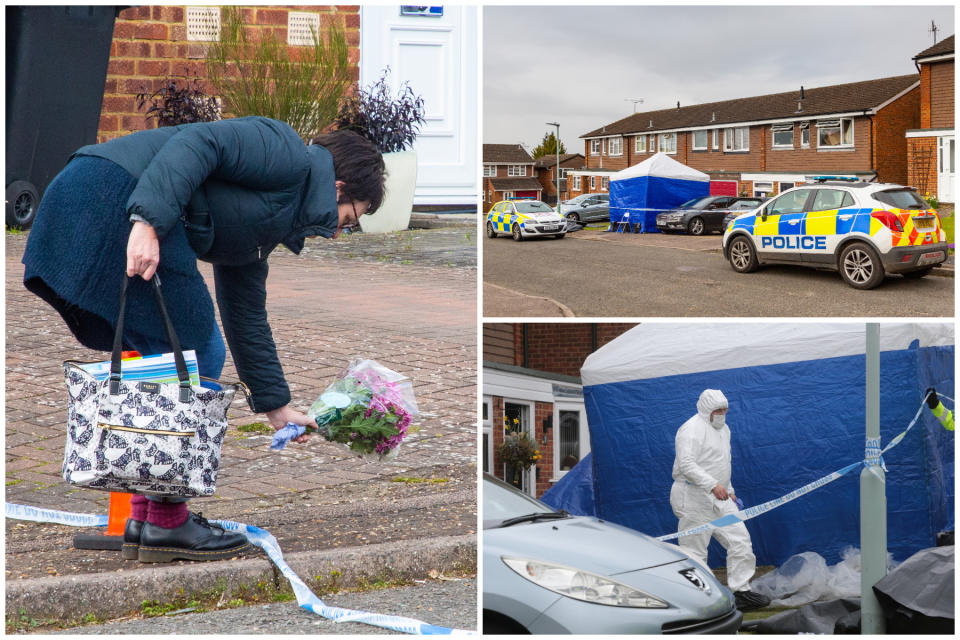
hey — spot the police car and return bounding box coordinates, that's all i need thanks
[721,178,948,289]
[486,199,566,241]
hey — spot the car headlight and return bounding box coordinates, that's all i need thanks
[502,557,669,608]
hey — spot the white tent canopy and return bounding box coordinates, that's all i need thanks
[582,323,955,387]
[609,152,710,183]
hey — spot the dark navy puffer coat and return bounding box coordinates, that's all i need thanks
[47,117,338,412]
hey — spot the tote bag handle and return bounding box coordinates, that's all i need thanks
[110,275,192,403]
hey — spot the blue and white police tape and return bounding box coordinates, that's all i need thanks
[658,395,939,542]
[5,503,473,635]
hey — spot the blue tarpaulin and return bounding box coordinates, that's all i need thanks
[608,153,709,232]
[545,324,954,568]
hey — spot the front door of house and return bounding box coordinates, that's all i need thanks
[938,136,955,203]
[360,6,478,205]
[503,401,534,495]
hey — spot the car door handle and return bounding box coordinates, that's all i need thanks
[839,215,853,220]
[788,220,799,225]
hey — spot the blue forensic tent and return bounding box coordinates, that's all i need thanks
[608,153,710,232]
[545,323,954,568]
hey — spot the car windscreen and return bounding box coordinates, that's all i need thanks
[484,476,555,524]
[873,189,929,210]
[678,197,710,208]
[515,202,553,213]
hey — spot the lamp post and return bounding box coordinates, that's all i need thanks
[860,322,887,634]
[546,122,560,210]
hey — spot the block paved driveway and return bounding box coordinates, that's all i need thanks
[5,230,477,516]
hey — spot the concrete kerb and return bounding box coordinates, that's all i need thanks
[5,534,476,625]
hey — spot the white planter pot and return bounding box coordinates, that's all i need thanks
[359,151,417,233]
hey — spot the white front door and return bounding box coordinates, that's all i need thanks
[360,6,478,205]
[938,136,955,203]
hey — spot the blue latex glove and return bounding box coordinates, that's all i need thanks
[735,497,745,510]
[270,422,307,451]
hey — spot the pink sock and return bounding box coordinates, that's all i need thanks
[146,500,189,529]
[130,495,148,522]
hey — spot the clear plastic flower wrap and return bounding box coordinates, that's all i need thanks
[306,359,418,460]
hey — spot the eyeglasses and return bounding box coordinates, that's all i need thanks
[340,200,369,235]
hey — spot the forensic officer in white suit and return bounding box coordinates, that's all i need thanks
[670,389,771,611]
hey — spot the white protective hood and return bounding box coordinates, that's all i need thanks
[582,323,955,387]
[609,152,710,184]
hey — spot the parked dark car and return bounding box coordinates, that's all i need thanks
[656,196,764,235]
[722,199,769,230]
[558,193,609,223]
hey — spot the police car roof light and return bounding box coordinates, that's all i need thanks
[811,176,859,183]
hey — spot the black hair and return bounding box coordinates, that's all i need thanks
[310,130,386,214]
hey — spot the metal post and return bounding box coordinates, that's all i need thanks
[547,122,560,210]
[860,323,886,634]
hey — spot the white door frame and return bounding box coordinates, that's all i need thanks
[502,398,536,496]
[938,135,955,203]
[552,402,590,482]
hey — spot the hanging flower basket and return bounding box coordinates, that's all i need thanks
[498,431,541,470]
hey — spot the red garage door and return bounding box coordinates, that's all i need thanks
[516,190,539,199]
[710,180,738,196]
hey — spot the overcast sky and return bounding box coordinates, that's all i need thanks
[484,5,955,154]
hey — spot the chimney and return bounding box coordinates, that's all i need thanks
[796,85,805,113]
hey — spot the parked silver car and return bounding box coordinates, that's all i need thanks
[483,474,742,634]
[557,193,610,223]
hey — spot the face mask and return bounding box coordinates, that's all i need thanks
[710,414,726,429]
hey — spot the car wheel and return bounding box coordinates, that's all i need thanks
[688,216,705,236]
[486,221,497,238]
[728,236,759,273]
[6,180,39,229]
[901,267,933,280]
[839,242,884,289]
[512,223,523,242]
[483,611,529,635]
[567,212,580,223]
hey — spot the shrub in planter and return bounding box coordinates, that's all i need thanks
[136,74,221,127]
[334,69,426,233]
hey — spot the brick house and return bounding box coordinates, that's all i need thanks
[533,153,585,205]
[571,75,920,201]
[907,35,954,203]
[97,6,360,143]
[482,144,542,212]
[483,322,634,497]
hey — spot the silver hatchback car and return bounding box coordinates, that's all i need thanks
[483,474,742,634]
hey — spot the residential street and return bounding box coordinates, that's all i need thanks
[482,230,954,317]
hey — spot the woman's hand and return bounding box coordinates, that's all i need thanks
[265,405,317,443]
[127,221,160,280]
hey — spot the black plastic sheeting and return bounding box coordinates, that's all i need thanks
[748,546,954,634]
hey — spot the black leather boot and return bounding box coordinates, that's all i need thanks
[121,518,143,560]
[138,512,250,563]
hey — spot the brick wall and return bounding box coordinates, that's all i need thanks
[516,323,635,377]
[533,401,554,496]
[98,5,360,143]
[929,60,955,128]
[872,86,920,184]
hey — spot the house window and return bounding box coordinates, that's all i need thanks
[482,397,493,474]
[483,164,496,177]
[724,127,749,152]
[635,135,646,153]
[800,123,810,148]
[713,129,720,150]
[555,406,586,475]
[608,137,623,156]
[590,176,596,190]
[778,182,795,194]
[601,177,609,191]
[503,191,514,200]
[558,168,568,179]
[572,175,581,190]
[590,139,601,155]
[692,130,708,150]
[507,165,526,177]
[772,124,794,149]
[659,133,677,154]
[817,119,854,148]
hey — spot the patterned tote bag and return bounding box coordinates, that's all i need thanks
[62,275,246,497]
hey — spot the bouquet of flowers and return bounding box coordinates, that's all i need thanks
[306,359,418,460]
